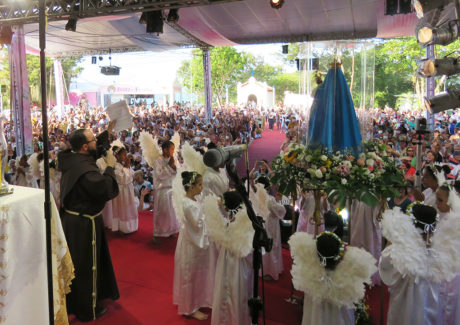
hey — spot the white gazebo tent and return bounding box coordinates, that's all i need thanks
[237,76,274,109]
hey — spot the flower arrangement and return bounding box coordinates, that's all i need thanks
[271,143,333,197]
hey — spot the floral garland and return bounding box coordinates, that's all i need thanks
[316,231,346,266]
[405,201,440,234]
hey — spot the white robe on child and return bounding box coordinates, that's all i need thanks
[112,162,138,233]
[262,196,285,280]
[153,157,180,237]
[173,198,213,314]
[302,294,355,325]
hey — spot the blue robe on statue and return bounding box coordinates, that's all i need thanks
[308,67,362,152]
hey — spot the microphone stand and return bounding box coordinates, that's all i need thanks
[226,159,273,325]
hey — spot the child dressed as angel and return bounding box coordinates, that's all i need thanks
[172,171,213,321]
[204,190,254,325]
[379,202,460,325]
[289,231,377,325]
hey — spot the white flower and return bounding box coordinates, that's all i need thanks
[320,155,328,161]
[305,155,312,162]
[365,169,371,175]
[344,161,352,168]
[369,174,375,179]
[315,169,323,178]
[366,159,374,167]
[341,178,347,185]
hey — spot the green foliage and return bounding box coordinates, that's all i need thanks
[0,49,82,107]
[271,72,300,102]
[176,47,253,106]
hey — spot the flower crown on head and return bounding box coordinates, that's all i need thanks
[316,231,346,267]
[405,201,439,235]
[221,195,243,217]
[185,171,199,189]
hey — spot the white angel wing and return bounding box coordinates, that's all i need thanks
[203,194,228,247]
[172,166,186,226]
[249,183,270,220]
[139,131,161,167]
[110,139,125,149]
[27,152,40,179]
[289,232,376,308]
[171,132,181,160]
[381,208,428,280]
[431,213,460,282]
[181,141,206,176]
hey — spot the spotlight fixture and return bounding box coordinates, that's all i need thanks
[65,17,77,32]
[0,26,13,45]
[418,57,460,78]
[425,88,460,114]
[167,9,179,23]
[417,20,459,46]
[139,11,164,34]
[270,0,284,9]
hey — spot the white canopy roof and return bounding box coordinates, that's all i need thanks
[17,0,434,56]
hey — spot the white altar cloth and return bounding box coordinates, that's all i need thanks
[0,185,74,325]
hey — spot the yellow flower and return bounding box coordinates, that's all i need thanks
[284,151,298,163]
[326,160,332,168]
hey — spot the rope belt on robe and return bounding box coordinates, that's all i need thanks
[65,209,102,320]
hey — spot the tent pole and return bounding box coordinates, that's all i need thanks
[39,0,55,324]
[202,47,212,121]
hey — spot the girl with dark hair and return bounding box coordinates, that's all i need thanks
[289,231,376,325]
[203,190,254,325]
[379,203,460,325]
[172,171,212,321]
[387,185,412,213]
[255,177,285,281]
[111,143,138,234]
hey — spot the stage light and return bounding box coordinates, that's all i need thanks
[65,17,77,32]
[425,89,460,114]
[139,11,164,34]
[0,26,12,45]
[418,57,460,78]
[270,0,284,9]
[167,9,179,23]
[417,21,459,46]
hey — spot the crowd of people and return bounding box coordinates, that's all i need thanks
[3,100,460,325]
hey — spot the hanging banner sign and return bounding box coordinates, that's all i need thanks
[9,25,33,156]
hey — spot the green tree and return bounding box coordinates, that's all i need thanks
[177,47,251,107]
[0,49,82,108]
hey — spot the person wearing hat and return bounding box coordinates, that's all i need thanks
[203,191,254,325]
[379,203,460,325]
[289,231,377,325]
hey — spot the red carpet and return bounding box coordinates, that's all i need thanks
[69,128,388,324]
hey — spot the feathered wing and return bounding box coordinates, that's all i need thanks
[181,141,206,176]
[171,132,181,160]
[203,194,253,258]
[249,183,270,220]
[289,232,376,308]
[28,152,40,179]
[110,139,125,149]
[172,166,186,226]
[431,213,460,282]
[139,131,161,167]
[331,247,377,308]
[380,208,428,280]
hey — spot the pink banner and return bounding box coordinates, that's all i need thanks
[9,25,33,156]
[53,59,65,118]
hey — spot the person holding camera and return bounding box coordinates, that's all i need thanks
[58,122,120,322]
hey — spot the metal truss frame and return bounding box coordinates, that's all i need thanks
[0,0,243,25]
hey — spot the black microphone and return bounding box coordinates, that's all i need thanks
[203,144,247,168]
